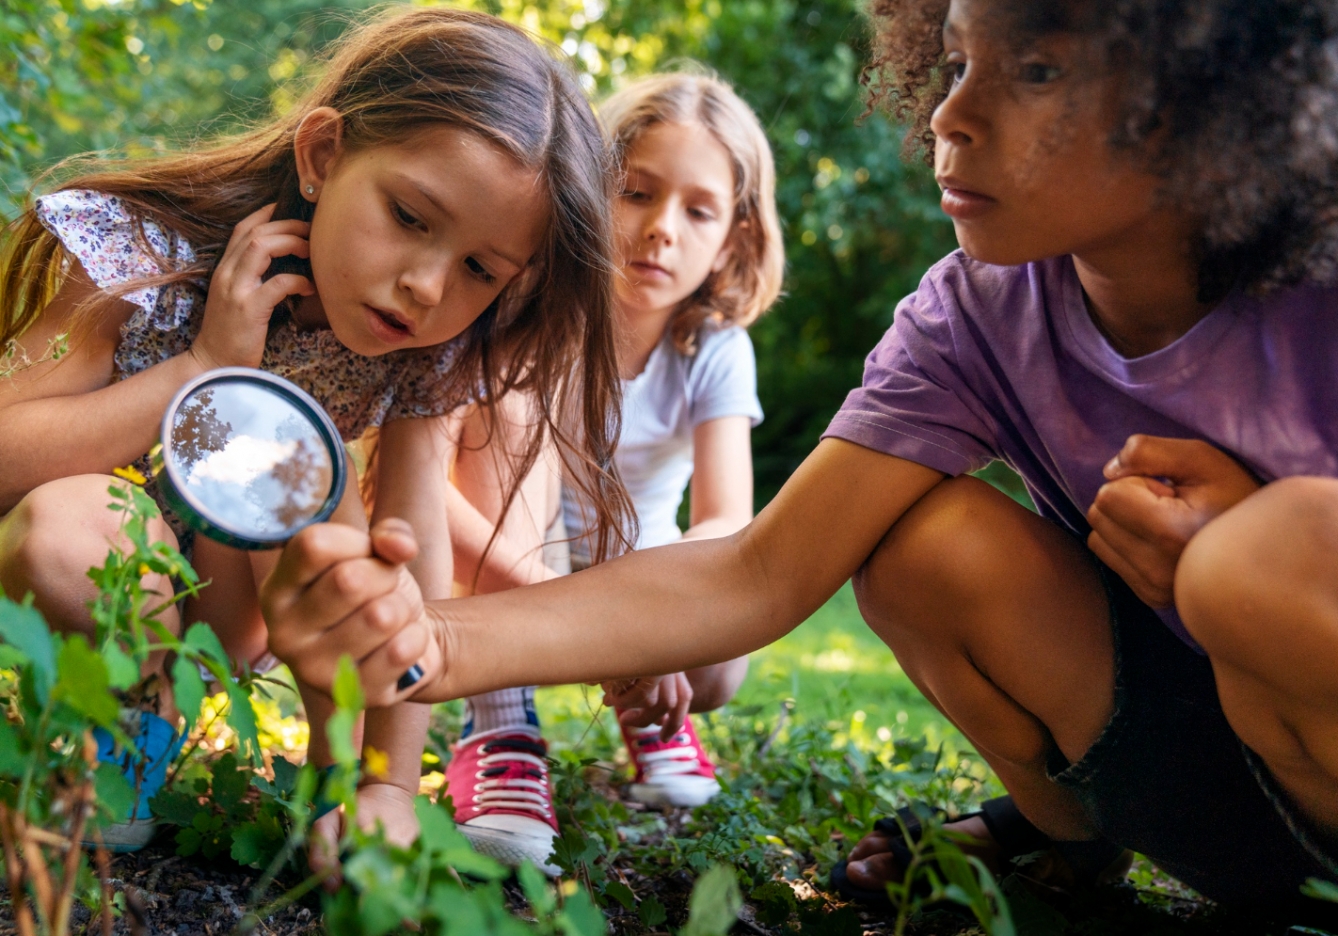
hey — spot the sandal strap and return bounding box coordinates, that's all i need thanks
[979,795,1126,884]
[979,795,1051,861]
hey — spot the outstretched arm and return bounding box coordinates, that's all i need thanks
[265,440,945,706]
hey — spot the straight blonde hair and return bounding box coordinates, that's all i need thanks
[600,71,784,353]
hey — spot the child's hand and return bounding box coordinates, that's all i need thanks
[261,518,442,707]
[191,203,315,371]
[309,783,421,888]
[1087,435,1261,608]
[603,672,693,740]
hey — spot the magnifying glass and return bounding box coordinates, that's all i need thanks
[154,368,346,549]
[154,368,424,690]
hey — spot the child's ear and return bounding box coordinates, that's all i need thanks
[293,107,345,202]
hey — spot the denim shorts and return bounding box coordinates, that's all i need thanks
[1047,566,1338,908]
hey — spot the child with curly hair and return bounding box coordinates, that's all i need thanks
[265,0,1338,909]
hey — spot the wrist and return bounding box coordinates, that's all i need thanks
[423,602,461,702]
[184,343,226,375]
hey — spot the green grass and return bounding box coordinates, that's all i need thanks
[532,582,967,759]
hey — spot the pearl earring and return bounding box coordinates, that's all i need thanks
[305,184,315,195]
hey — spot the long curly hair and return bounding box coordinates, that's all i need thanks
[0,6,635,561]
[864,0,1338,300]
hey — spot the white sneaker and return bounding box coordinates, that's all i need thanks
[621,717,721,808]
[444,726,560,876]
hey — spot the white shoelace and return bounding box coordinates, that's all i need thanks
[472,747,551,819]
[634,733,702,780]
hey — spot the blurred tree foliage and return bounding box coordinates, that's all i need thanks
[1,0,962,501]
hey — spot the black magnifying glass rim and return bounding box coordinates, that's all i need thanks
[155,367,347,551]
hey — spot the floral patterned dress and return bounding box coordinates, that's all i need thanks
[35,189,471,539]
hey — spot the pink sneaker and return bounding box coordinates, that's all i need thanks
[444,726,560,875]
[620,717,721,808]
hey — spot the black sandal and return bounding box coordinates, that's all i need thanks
[829,795,1125,908]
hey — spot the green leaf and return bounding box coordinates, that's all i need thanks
[54,635,118,727]
[326,709,359,770]
[0,596,54,702]
[680,864,742,936]
[1303,877,1338,903]
[171,652,206,730]
[558,887,607,936]
[224,678,260,763]
[175,826,203,857]
[94,761,136,824]
[231,820,282,869]
[429,884,487,935]
[603,880,636,911]
[149,788,202,827]
[211,752,249,813]
[332,653,364,713]
[102,642,139,690]
[0,719,26,777]
[182,622,229,672]
[269,755,299,796]
[637,895,667,928]
[518,861,555,916]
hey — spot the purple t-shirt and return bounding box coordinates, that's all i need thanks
[824,251,1338,648]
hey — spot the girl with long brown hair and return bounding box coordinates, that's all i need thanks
[0,5,631,857]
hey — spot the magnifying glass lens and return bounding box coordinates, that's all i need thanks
[156,369,346,550]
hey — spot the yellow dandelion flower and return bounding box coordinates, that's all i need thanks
[362,746,390,780]
[113,465,147,485]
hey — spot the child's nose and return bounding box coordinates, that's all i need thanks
[644,202,677,245]
[930,77,985,150]
[399,261,451,308]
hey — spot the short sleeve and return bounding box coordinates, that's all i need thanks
[823,272,998,476]
[385,337,474,421]
[686,325,764,427]
[34,190,196,327]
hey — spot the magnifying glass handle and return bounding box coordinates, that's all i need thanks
[396,664,425,693]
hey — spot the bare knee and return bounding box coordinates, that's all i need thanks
[853,476,1085,645]
[1177,476,1338,660]
[0,475,175,630]
[686,657,749,712]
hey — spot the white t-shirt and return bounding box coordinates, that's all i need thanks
[562,323,763,564]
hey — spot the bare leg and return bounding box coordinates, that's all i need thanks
[1177,477,1338,838]
[0,474,183,721]
[846,476,1115,888]
[451,395,562,593]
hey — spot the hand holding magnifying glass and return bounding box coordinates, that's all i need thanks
[153,367,427,695]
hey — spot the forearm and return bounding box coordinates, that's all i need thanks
[361,702,430,795]
[0,351,205,509]
[430,534,768,698]
[419,441,946,702]
[445,483,555,593]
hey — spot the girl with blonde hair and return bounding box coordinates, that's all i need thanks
[435,70,783,872]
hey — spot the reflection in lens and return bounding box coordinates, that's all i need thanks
[170,382,335,539]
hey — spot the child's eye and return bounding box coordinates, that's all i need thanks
[391,201,424,229]
[621,189,649,202]
[465,257,495,284]
[1020,62,1062,84]
[952,61,967,83]
[689,207,717,222]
